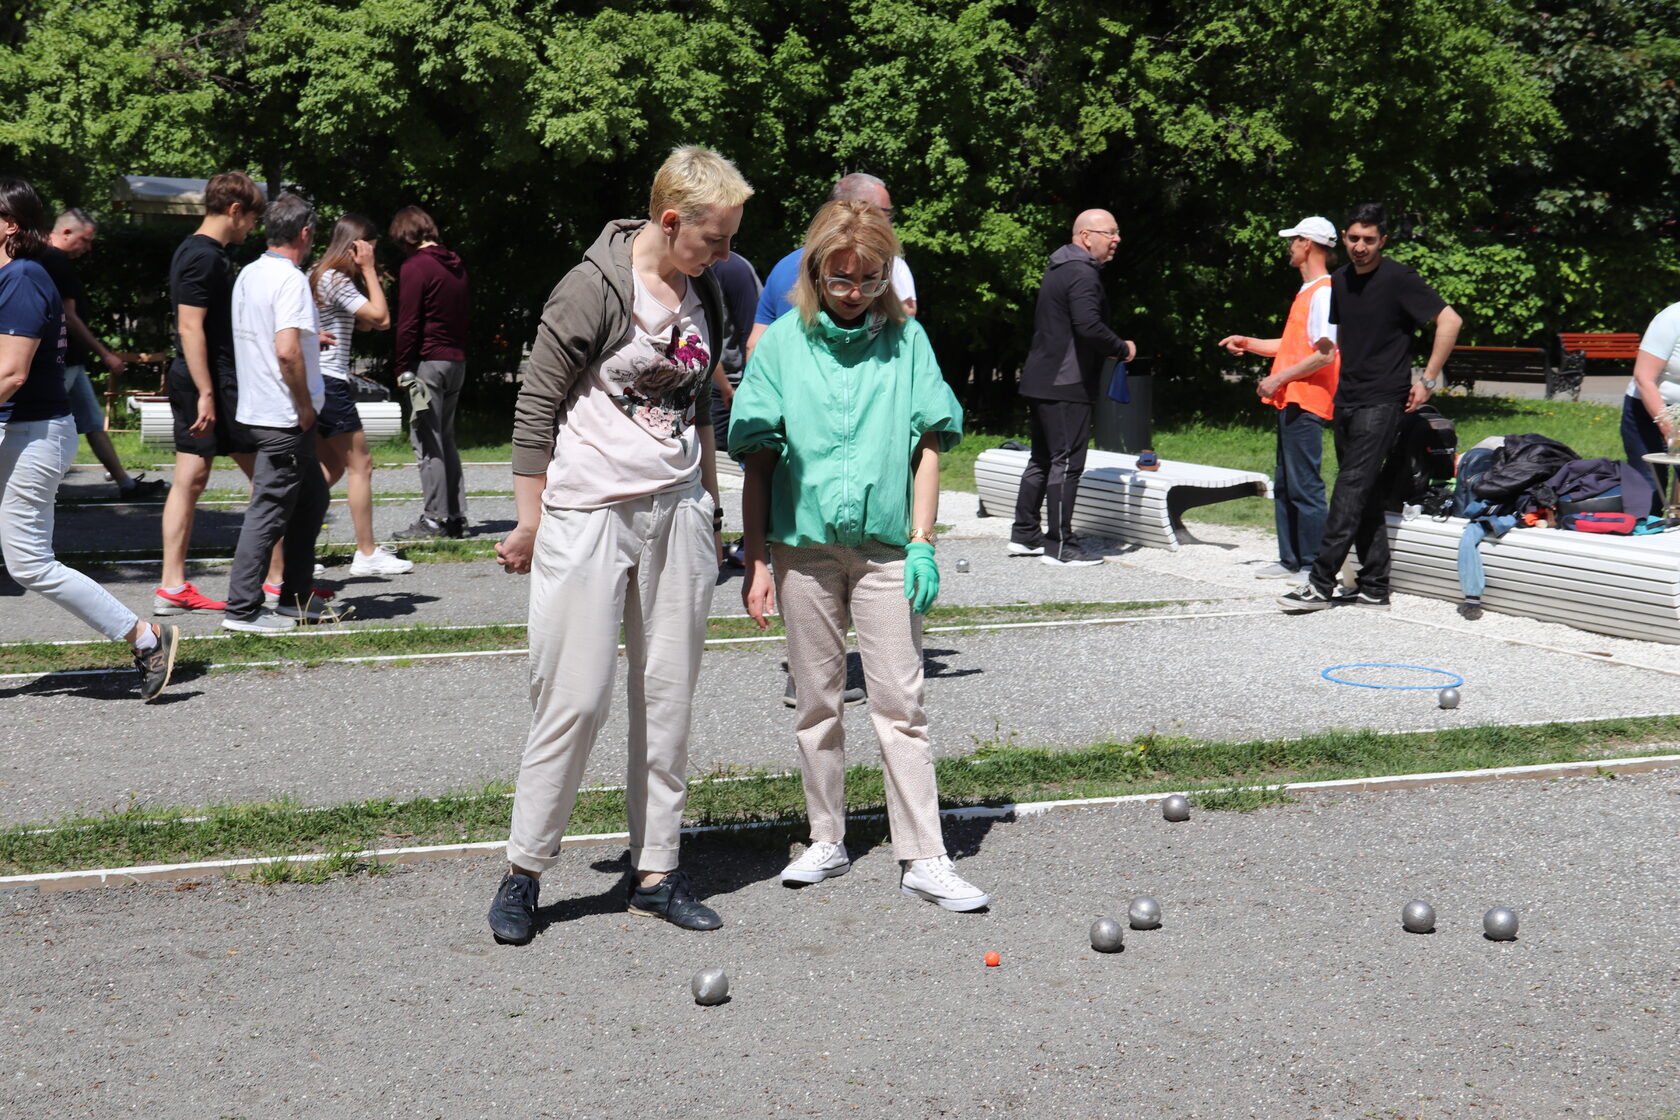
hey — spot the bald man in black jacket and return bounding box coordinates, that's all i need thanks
[1011,210,1136,566]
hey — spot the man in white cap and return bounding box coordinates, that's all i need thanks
[1217,216,1341,580]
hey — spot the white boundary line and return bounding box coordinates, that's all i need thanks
[9,752,1678,891]
[0,609,1276,683]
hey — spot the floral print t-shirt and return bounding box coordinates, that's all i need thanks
[545,269,712,509]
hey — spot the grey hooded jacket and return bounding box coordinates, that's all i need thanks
[511,219,723,477]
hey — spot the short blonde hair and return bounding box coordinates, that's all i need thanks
[648,145,754,223]
[791,200,906,328]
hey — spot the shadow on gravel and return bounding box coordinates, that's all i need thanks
[922,646,979,681]
[333,590,440,621]
[0,663,206,703]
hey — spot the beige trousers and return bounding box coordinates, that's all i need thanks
[771,541,946,861]
[506,483,716,874]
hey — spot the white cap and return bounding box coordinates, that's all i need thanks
[1277,216,1337,246]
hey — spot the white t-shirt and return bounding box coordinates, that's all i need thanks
[233,253,324,426]
[314,268,368,381]
[891,256,916,305]
[1625,302,1680,404]
[545,270,712,510]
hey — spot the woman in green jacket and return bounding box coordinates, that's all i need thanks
[731,199,989,911]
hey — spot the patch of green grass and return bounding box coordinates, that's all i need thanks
[5,716,1678,876]
[0,599,1200,675]
[1190,785,1297,813]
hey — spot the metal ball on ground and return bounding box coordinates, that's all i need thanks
[1483,906,1519,941]
[1401,899,1436,934]
[1161,794,1190,822]
[691,967,730,1005]
[1089,917,1124,953]
[955,558,972,573]
[1438,686,1461,710]
[1127,895,1161,930]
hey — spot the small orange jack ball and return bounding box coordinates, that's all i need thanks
[984,951,1001,968]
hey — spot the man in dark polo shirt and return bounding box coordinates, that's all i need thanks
[1279,202,1462,612]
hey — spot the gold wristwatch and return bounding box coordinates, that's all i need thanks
[909,527,937,546]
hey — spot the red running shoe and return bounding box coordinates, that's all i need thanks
[152,581,226,615]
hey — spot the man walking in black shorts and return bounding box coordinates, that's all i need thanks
[1278,203,1462,612]
[155,171,266,615]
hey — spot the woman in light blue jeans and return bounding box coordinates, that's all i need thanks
[0,176,178,700]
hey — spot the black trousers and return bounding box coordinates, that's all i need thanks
[1012,397,1092,546]
[225,424,331,618]
[1306,401,1403,596]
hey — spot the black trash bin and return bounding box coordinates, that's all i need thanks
[1093,356,1152,454]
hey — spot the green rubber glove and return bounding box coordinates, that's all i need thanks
[904,541,939,615]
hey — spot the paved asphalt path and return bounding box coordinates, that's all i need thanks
[8,603,1680,824]
[5,773,1676,1118]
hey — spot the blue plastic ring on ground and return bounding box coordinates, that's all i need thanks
[1321,663,1466,690]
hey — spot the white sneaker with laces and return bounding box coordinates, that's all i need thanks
[350,545,415,577]
[900,855,990,911]
[781,841,851,886]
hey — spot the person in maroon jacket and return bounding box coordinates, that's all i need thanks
[389,206,470,539]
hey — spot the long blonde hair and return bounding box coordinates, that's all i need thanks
[790,200,906,328]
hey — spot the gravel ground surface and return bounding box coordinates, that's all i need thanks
[5,774,1677,1118]
[7,603,1680,824]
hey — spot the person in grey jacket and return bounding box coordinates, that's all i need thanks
[485,146,751,947]
[1011,210,1136,566]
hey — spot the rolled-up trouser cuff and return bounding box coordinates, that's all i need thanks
[630,844,680,873]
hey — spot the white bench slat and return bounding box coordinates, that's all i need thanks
[975,447,1269,551]
[131,396,404,445]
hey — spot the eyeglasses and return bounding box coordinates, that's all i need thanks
[1080,228,1121,240]
[824,275,892,298]
[880,207,896,222]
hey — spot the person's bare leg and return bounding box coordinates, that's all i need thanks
[85,430,133,487]
[160,452,212,589]
[343,431,376,556]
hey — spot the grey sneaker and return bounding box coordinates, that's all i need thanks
[392,515,449,541]
[221,610,297,634]
[1253,561,1298,579]
[133,623,179,702]
[783,674,865,707]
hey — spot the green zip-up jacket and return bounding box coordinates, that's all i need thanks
[728,308,962,549]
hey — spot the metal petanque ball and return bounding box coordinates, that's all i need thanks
[1438,686,1461,710]
[691,967,730,1006]
[1401,899,1436,934]
[1127,895,1162,930]
[1161,794,1191,823]
[1089,917,1125,953]
[1483,907,1519,942]
[955,558,972,573]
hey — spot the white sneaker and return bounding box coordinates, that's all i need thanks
[900,855,990,912]
[1253,562,1298,579]
[349,545,415,577]
[276,595,352,624]
[781,841,851,886]
[221,610,297,634]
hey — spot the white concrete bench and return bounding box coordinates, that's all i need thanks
[1388,512,1680,643]
[973,447,1271,551]
[130,396,404,445]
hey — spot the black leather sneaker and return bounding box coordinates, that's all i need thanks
[487,873,540,944]
[626,870,722,931]
[1277,582,1335,612]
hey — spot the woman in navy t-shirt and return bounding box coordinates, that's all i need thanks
[0,177,179,700]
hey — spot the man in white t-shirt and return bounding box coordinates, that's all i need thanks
[221,193,338,633]
[1623,300,1680,508]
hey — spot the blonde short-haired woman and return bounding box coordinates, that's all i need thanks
[486,147,752,944]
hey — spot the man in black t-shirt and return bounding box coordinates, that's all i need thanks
[1279,202,1462,612]
[154,171,267,616]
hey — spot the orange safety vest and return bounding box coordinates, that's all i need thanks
[1265,275,1338,420]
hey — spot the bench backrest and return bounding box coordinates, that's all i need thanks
[1558,332,1641,360]
[1445,346,1550,374]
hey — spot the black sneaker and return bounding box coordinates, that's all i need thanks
[487,873,540,944]
[392,516,449,541]
[1006,540,1045,557]
[626,869,722,931]
[1040,541,1104,567]
[133,623,179,702]
[1457,599,1484,621]
[1277,583,1334,611]
[1349,590,1390,610]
